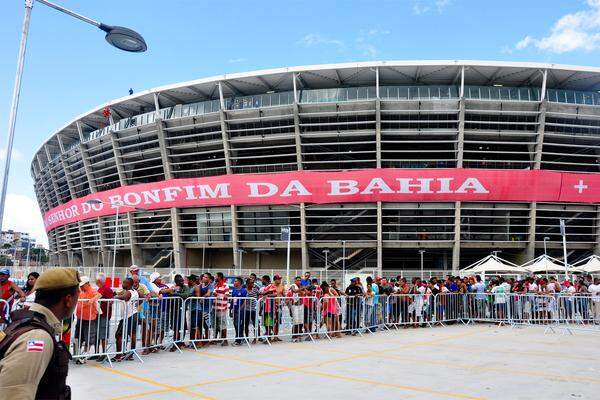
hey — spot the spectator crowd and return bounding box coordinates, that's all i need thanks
[1,266,600,363]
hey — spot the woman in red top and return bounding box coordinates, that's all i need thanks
[320,282,342,338]
[0,268,25,323]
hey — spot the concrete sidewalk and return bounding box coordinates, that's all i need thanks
[68,325,600,400]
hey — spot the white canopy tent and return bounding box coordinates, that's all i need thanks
[573,255,600,274]
[459,254,528,277]
[521,254,581,276]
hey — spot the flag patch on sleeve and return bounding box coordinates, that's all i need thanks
[26,340,45,352]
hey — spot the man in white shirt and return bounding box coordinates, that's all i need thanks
[588,278,600,322]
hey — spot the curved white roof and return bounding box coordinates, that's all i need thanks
[32,60,600,167]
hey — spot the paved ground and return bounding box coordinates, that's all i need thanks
[69,324,600,400]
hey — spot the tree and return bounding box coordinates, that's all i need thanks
[0,255,13,266]
[30,247,49,263]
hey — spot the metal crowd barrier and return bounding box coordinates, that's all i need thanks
[3,291,596,368]
[0,299,10,332]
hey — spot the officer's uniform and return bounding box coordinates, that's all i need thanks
[0,268,79,400]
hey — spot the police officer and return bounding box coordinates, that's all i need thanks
[0,268,80,400]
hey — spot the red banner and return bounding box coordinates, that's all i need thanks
[43,168,600,232]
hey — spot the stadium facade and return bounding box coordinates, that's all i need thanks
[31,61,600,273]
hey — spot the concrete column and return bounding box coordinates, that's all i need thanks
[533,100,547,169]
[452,85,466,272]
[127,213,143,267]
[375,99,382,168]
[375,67,382,169]
[300,203,308,272]
[76,121,97,193]
[78,144,97,193]
[155,119,173,179]
[292,103,303,170]
[78,221,92,268]
[46,165,62,205]
[452,201,461,273]
[525,203,537,260]
[456,98,465,168]
[231,204,239,267]
[60,155,77,198]
[110,133,127,186]
[377,201,383,275]
[595,206,600,254]
[170,208,186,268]
[218,83,238,265]
[218,82,233,175]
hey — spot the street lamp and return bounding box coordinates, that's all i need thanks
[322,249,330,282]
[86,199,146,287]
[237,249,246,275]
[543,236,550,256]
[419,250,425,280]
[342,240,346,287]
[0,0,147,232]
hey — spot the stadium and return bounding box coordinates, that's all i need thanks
[31,61,600,274]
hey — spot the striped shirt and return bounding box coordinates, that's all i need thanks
[214,282,230,312]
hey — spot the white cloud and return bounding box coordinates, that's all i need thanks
[2,193,48,248]
[412,0,451,15]
[297,29,390,59]
[0,147,23,162]
[356,29,390,59]
[297,33,345,49]
[228,58,247,64]
[514,0,600,53]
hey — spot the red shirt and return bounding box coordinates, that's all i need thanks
[98,284,114,318]
[214,282,230,312]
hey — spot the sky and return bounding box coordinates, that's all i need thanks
[1,0,600,247]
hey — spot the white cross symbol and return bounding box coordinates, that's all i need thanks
[574,179,588,194]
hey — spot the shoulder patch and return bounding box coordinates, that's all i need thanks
[26,340,45,352]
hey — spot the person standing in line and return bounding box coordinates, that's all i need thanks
[287,277,304,342]
[230,278,247,345]
[344,278,363,335]
[213,273,230,346]
[22,272,39,308]
[259,276,277,342]
[244,277,260,343]
[0,267,80,400]
[95,273,113,362]
[272,275,286,341]
[186,275,199,344]
[0,268,25,322]
[587,278,600,322]
[113,278,139,362]
[300,272,311,287]
[74,277,101,360]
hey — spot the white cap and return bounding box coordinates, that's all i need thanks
[149,272,160,282]
[129,265,140,273]
[79,276,90,287]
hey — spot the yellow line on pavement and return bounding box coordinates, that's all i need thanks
[92,365,215,400]
[106,329,484,400]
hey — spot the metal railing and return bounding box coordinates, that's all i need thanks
[2,292,599,367]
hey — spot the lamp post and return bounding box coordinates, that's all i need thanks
[419,250,425,280]
[560,219,569,281]
[342,240,346,287]
[237,249,245,275]
[86,200,146,287]
[0,0,147,232]
[543,236,550,257]
[322,249,330,282]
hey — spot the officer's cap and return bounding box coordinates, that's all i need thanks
[34,268,80,291]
